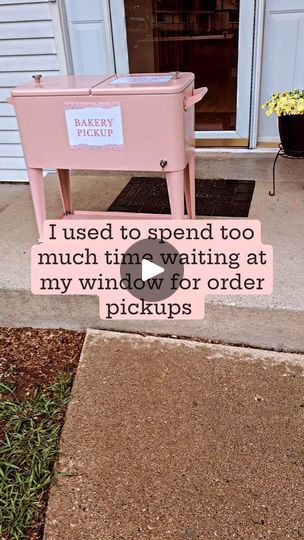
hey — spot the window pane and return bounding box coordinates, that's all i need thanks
[124,0,240,131]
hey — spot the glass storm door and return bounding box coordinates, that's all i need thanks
[110,0,255,145]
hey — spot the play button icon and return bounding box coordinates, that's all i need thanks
[120,238,184,302]
[142,259,164,282]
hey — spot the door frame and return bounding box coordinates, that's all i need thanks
[52,0,74,75]
[249,0,266,149]
[109,0,256,145]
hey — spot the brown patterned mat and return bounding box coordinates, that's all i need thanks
[108,177,255,217]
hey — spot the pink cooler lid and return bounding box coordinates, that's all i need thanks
[91,72,194,95]
[11,75,114,97]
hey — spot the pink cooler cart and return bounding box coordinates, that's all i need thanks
[8,72,207,240]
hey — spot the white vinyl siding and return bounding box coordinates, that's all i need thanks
[0,0,48,3]
[0,131,20,144]
[0,144,23,156]
[0,38,57,56]
[0,20,54,40]
[0,0,63,181]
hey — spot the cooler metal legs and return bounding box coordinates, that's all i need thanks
[189,154,196,218]
[165,170,185,219]
[183,163,191,219]
[28,161,197,241]
[58,169,72,214]
[166,156,196,219]
[28,168,45,241]
[184,154,196,219]
[28,168,71,241]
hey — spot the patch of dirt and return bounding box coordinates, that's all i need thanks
[0,327,85,400]
[0,327,85,540]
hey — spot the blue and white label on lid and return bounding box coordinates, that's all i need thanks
[110,75,173,85]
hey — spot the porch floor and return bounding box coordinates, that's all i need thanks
[0,155,303,351]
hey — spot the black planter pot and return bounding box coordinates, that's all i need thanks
[278,114,304,156]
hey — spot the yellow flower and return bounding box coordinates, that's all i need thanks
[262,89,304,117]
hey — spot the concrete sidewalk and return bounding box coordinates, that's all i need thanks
[44,330,304,540]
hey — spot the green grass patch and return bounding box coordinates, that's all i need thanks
[0,375,73,540]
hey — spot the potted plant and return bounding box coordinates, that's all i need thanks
[262,89,304,156]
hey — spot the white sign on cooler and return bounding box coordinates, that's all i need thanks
[64,102,124,149]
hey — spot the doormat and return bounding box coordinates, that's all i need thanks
[108,178,255,217]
